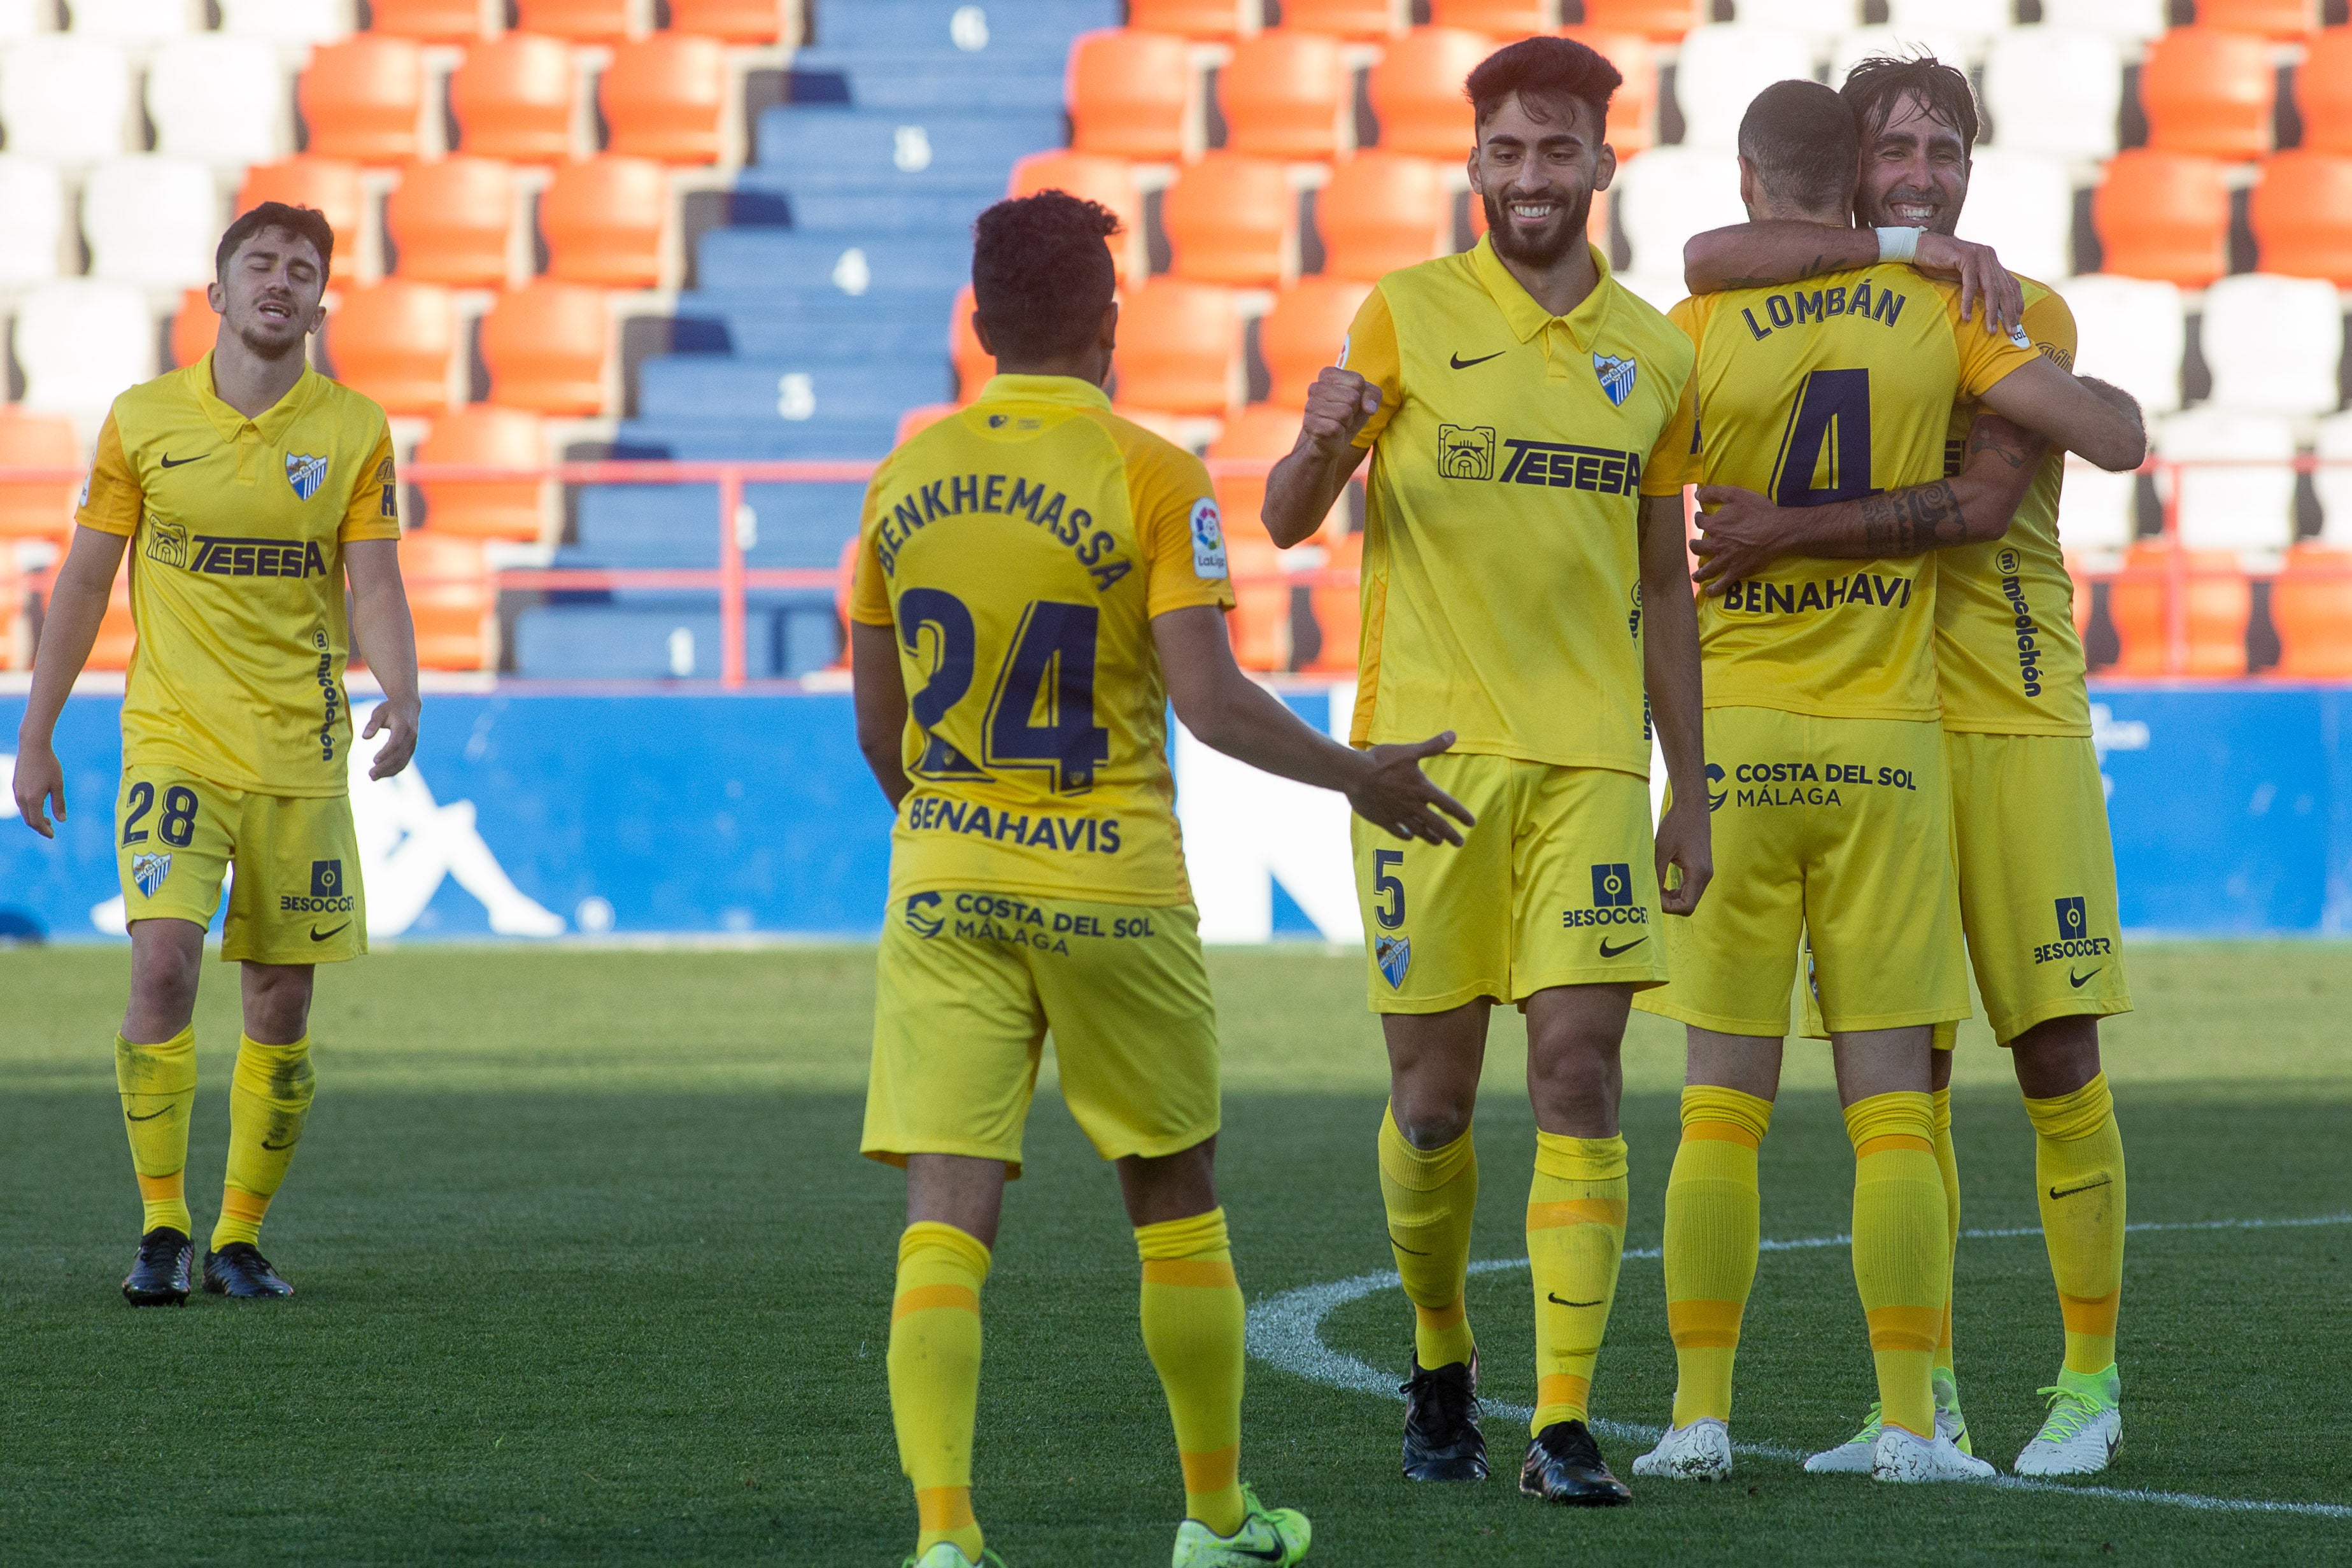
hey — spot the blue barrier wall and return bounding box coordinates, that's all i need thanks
[2,684,2346,942]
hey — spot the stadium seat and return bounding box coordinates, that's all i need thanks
[400,532,497,670]
[300,36,426,165]
[65,0,192,43]
[1280,0,1403,39]
[1428,0,1545,30]
[2092,150,2230,286]
[386,157,516,289]
[1580,0,1696,38]
[1672,26,1817,152]
[325,279,457,414]
[449,34,577,164]
[83,554,138,671]
[2248,150,2352,285]
[600,34,726,164]
[1008,152,1145,284]
[2197,0,2319,38]
[1127,0,1253,38]
[12,280,155,435]
[1260,277,1371,409]
[2054,464,2138,556]
[2036,0,2164,40]
[514,0,633,41]
[1067,30,1194,162]
[1163,153,1296,288]
[1733,0,1857,34]
[2108,542,2249,676]
[236,159,366,272]
[542,155,667,288]
[1557,28,1655,155]
[218,0,349,41]
[667,0,783,43]
[1831,31,1971,96]
[0,157,65,288]
[147,36,287,166]
[415,405,549,541]
[2161,408,2300,554]
[1209,402,1304,459]
[2141,26,2275,160]
[949,285,991,398]
[83,157,218,290]
[1981,27,2122,160]
[2271,546,2352,677]
[1115,278,1242,415]
[367,0,487,41]
[1614,144,1746,278]
[1950,150,2074,285]
[0,549,17,671]
[1366,27,1496,159]
[2316,411,2352,545]
[2063,273,2186,418]
[0,36,131,162]
[2200,274,2344,416]
[169,287,212,368]
[2299,27,2352,154]
[480,279,612,414]
[1318,152,1450,280]
[1220,29,1349,160]
[0,410,79,541]
[1222,533,1289,670]
[1884,0,2004,38]
[1303,528,1362,672]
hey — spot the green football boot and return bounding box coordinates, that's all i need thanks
[1170,1483,1310,1567]
[900,1544,1007,1568]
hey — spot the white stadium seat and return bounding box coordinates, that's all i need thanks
[1614,271,1689,316]
[1983,29,2123,160]
[217,0,350,43]
[1831,30,1972,90]
[1731,0,1855,36]
[0,155,67,287]
[64,0,197,42]
[2160,409,2299,556]
[84,156,220,287]
[2314,411,2352,547]
[2199,274,2346,419]
[148,35,290,164]
[2055,463,2138,555]
[13,279,155,438]
[1673,26,1820,153]
[0,36,132,163]
[1953,150,2075,285]
[2039,0,2167,43]
[0,0,41,39]
[1613,145,1748,279]
[1885,0,2007,45]
[2064,274,2185,418]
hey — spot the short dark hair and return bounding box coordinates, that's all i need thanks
[970,191,1121,362]
[215,201,335,283]
[1464,35,1621,141]
[1839,52,1980,159]
[1738,79,1859,213]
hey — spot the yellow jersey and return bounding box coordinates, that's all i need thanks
[849,374,1236,906]
[1343,238,1694,779]
[78,356,399,798]
[1934,278,2091,737]
[1650,267,2041,720]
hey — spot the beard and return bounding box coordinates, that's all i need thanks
[1481,183,1593,268]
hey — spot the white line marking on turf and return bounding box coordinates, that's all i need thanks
[1245,1212,2352,1521]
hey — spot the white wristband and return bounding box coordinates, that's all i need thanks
[1876,225,1922,264]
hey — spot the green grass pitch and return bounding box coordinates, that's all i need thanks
[1,941,2348,1564]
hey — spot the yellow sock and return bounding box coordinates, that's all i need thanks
[1662,1086,1771,1427]
[1376,1104,1477,1370]
[1137,1208,1247,1537]
[1526,1131,1627,1435]
[889,1222,990,1564]
[2025,1072,2126,1376]
[211,1035,316,1251]
[117,1028,197,1236]
[1843,1091,1946,1439]
[1931,1085,1960,1379]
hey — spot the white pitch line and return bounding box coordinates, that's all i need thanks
[1245,1212,2352,1521]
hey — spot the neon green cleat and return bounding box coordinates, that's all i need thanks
[2013,1364,2123,1478]
[1932,1367,1973,1457]
[901,1546,1008,1568]
[1170,1483,1311,1567]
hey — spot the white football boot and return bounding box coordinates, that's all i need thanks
[1804,1374,1971,1474]
[2013,1364,2123,1478]
[903,1545,1003,1568]
[1871,1425,1997,1483]
[1632,1418,1733,1481]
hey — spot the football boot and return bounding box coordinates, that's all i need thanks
[1519,1420,1633,1506]
[1170,1484,1310,1567]
[1632,1418,1732,1481]
[1399,1353,1489,1481]
[900,1547,1007,1568]
[122,1227,193,1307]
[1871,1425,1997,1483]
[203,1242,294,1299]
[2013,1365,2122,1478]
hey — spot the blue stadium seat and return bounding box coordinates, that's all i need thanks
[615,420,904,459]
[752,108,1063,191]
[728,187,1000,236]
[809,0,1118,57]
[785,48,1066,112]
[669,295,954,359]
[695,227,975,293]
[574,482,865,568]
[511,606,788,679]
[635,355,954,425]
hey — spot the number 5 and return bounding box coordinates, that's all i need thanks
[1372,849,1405,931]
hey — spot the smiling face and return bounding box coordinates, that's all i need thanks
[1856,87,1971,236]
[1470,88,1615,270]
[209,226,328,360]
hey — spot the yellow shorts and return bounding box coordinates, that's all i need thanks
[113,765,366,964]
[861,891,1219,1176]
[1635,707,1968,1036]
[1350,752,1666,1014]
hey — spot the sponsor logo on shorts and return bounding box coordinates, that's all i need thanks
[2032,895,2112,965]
[1705,762,1727,812]
[935,893,1159,956]
[904,891,946,939]
[1562,863,1648,929]
[131,851,171,898]
[1375,934,1412,989]
[1718,761,1920,809]
[279,858,356,915]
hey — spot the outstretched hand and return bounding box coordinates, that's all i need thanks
[1348,731,1475,845]
[1914,231,2025,339]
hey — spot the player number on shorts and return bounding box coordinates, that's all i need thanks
[1371,849,1406,930]
[896,588,1111,794]
[1771,367,1876,507]
[121,782,198,847]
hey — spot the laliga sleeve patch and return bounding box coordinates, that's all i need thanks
[1336,332,1352,370]
[1189,496,1228,579]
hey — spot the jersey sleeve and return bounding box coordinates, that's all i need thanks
[1130,438,1237,619]
[1640,296,1707,497]
[339,421,402,542]
[75,409,143,537]
[1342,283,1405,449]
[1947,287,2045,400]
[848,463,896,627]
[2020,284,2078,371]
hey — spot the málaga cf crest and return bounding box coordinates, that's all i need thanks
[132,852,171,899]
[285,453,329,501]
[1375,934,1411,989]
[1592,353,1636,407]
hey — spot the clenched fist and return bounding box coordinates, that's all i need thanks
[1301,365,1383,446]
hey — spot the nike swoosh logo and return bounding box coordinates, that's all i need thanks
[124,1107,174,1122]
[2069,967,2101,989]
[262,1137,299,1150]
[1449,350,1506,369]
[1598,936,1647,958]
[1387,1236,1431,1257]
[1226,1544,1287,1564]
[159,452,208,468]
[1547,1292,1605,1308]
[2048,1175,2112,1201]
[309,922,350,942]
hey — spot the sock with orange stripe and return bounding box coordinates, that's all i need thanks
[1137,1208,1247,1537]
[1843,1091,1947,1439]
[1376,1104,1478,1371]
[1931,1085,1960,1380]
[2025,1072,2125,1376]
[888,1222,990,1564]
[116,1028,197,1237]
[1526,1131,1627,1435]
[211,1034,315,1251]
[1662,1085,1771,1427]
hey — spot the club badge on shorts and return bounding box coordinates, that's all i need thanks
[285,453,329,501]
[1375,933,1411,989]
[1592,353,1636,407]
[131,852,171,898]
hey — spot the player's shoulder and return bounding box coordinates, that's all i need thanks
[106,363,202,434]
[1081,407,1212,493]
[2013,272,2078,361]
[306,369,392,433]
[1607,277,1695,375]
[1370,248,1482,314]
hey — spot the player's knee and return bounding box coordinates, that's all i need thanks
[2009,1016,2102,1099]
[1391,1099,1473,1150]
[242,965,315,1043]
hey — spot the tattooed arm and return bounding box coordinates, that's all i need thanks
[1682,222,2023,335]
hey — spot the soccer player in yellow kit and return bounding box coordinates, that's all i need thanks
[11,203,420,1305]
[1621,80,2145,1485]
[1262,36,1713,1506]
[848,192,1470,1568]
[1677,56,2144,1479]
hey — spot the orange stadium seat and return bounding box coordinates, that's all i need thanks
[1579,0,1697,38]
[169,288,213,368]
[1009,151,1145,284]
[1303,528,1361,672]
[83,557,138,672]
[1281,0,1403,39]
[2297,27,2352,154]
[1368,28,1496,159]
[415,404,548,540]
[480,279,611,414]
[950,286,991,399]
[1220,30,1349,160]
[667,0,783,43]
[2108,542,2249,675]
[386,157,516,288]
[2249,150,2352,284]
[1261,277,1372,408]
[600,35,726,163]
[1319,152,1450,278]
[0,410,78,541]
[1067,30,1193,162]
[1223,533,1289,670]
[1115,279,1242,414]
[1163,153,1296,286]
[1211,404,1304,459]
[400,532,496,670]
[543,155,668,288]
[2197,0,2318,36]
[367,0,487,41]
[1429,0,1548,31]
[327,280,458,414]
[2272,547,2352,676]
[450,34,577,163]
[1127,0,1254,39]
[514,0,633,42]
[2141,26,2275,159]
[831,531,859,667]
[299,36,426,165]
[2093,150,2230,286]
[0,550,18,671]
[236,159,365,271]
[1559,27,1655,155]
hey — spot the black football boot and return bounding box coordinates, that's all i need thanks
[1400,1353,1489,1481]
[122,1227,194,1306]
[203,1243,294,1299]
[1520,1419,1633,1506]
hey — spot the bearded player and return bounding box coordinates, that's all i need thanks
[12,202,419,1305]
[1676,55,2140,1478]
[1263,36,1711,1506]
